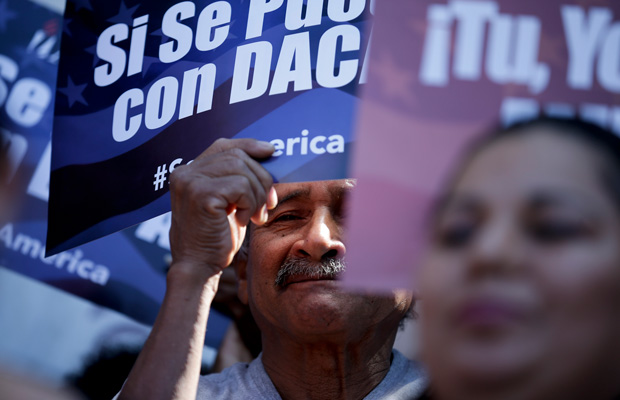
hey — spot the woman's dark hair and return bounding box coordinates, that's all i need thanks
[463,116,620,206]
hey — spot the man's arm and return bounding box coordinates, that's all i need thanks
[118,139,276,400]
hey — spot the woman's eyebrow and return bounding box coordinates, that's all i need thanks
[426,193,480,228]
[435,193,480,214]
[528,189,598,214]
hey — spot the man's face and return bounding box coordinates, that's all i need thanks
[237,179,412,342]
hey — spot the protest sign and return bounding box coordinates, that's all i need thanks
[0,0,229,347]
[344,0,620,290]
[48,0,372,255]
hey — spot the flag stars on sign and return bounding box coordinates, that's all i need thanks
[15,46,45,70]
[150,28,169,45]
[107,1,140,26]
[63,18,73,37]
[85,44,101,68]
[140,56,158,77]
[72,0,92,12]
[58,76,88,107]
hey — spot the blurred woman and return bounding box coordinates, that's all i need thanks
[419,118,620,400]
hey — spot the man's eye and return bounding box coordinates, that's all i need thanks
[273,214,302,223]
[528,221,584,242]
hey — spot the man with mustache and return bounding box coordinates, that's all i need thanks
[117,139,425,400]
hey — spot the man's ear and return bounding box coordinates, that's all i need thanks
[233,249,249,305]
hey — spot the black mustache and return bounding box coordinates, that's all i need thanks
[274,257,346,287]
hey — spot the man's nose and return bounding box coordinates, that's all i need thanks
[293,209,346,261]
[467,217,522,277]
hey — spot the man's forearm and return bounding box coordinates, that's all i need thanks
[118,265,221,400]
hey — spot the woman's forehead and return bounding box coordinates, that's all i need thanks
[447,131,612,208]
[461,131,600,184]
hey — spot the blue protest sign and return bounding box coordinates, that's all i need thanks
[48,0,371,254]
[0,0,229,347]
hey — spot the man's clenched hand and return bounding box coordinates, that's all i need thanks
[168,138,277,281]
